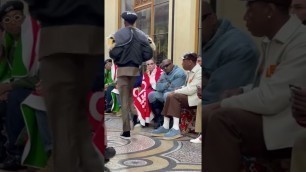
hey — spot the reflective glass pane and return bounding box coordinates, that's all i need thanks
[153,3,169,64]
[135,8,151,35]
[154,0,168,5]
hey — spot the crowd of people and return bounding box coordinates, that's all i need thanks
[0,0,305,171]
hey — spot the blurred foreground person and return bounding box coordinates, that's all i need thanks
[25,0,105,171]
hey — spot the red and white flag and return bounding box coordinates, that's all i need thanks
[133,67,162,126]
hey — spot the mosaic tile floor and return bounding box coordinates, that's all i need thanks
[105,114,202,172]
[0,114,202,172]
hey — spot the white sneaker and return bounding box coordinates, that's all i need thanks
[190,137,202,144]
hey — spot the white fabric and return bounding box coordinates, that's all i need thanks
[163,117,170,129]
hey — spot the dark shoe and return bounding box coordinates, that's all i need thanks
[105,108,112,113]
[144,123,149,127]
[153,122,162,129]
[104,147,116,163]
[153,115,164,129]
[132,115,138,125]
[120,131,131,140]
[0,154,26,171]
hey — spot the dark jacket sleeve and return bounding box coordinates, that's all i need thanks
[202,48,258,105]
[142,43,153,62]
[109,46,123,61]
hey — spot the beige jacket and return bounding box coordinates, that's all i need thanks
[175,64,202,106]
[221,16,306,150]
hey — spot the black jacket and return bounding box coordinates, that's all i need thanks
[24,0,104,27]
[109,27,153,67]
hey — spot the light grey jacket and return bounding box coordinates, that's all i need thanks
[221,16,306,150]
[175,64,202,106]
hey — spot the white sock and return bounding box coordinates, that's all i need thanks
[172,117,180,130]
[162,117,170,129]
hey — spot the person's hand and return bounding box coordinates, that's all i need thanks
[104,84,108,91]
[0,83,12,95]
[197,85,202,99]
[291,87,306,127]
[168,91,175,97]
[35,80,43,95]
[221,88,243,99]
[0,92,8,101]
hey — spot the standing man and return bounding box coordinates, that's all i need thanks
[109,11,155,139]
[25,0,105,172]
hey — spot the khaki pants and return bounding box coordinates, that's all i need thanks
[117,76,137,132]
[40,54,104,172]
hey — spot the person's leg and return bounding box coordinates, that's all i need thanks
[152,93,189,138]
[128,77,137,125]
[5,88,32,155]
[290,135,306,172]
[40,54,104,172]
[148,92,164,128]
[117,76,137,136]
[105,85,115,112]
[0,102,7,162]
[161,93,189,139]
[1,88,31,170]
[203,108,266,172]
[35,110,52,154]
[76,56,105,172]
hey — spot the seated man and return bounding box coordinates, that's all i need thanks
[290,86,306,172]
[0,1,40,170]
[202,0,259,106]
[202,0,306,171]
[151,53,201,140]
[148,59,186,129]
[104,59,116,113]
[133,59,163,127]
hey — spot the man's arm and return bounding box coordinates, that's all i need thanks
[291,88,306,127]
[167,71,186,92]
[221,44,306,115]
[142,43,153,62]
[203,52,257,105]
[155,74,169,92]
[175,70,201,95]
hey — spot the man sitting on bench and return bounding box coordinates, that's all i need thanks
[151,52,201,140]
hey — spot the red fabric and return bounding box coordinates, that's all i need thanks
[29,18,40,71]
[86,91,105,155]
[179,109,195,134]
[133,67,162,125]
